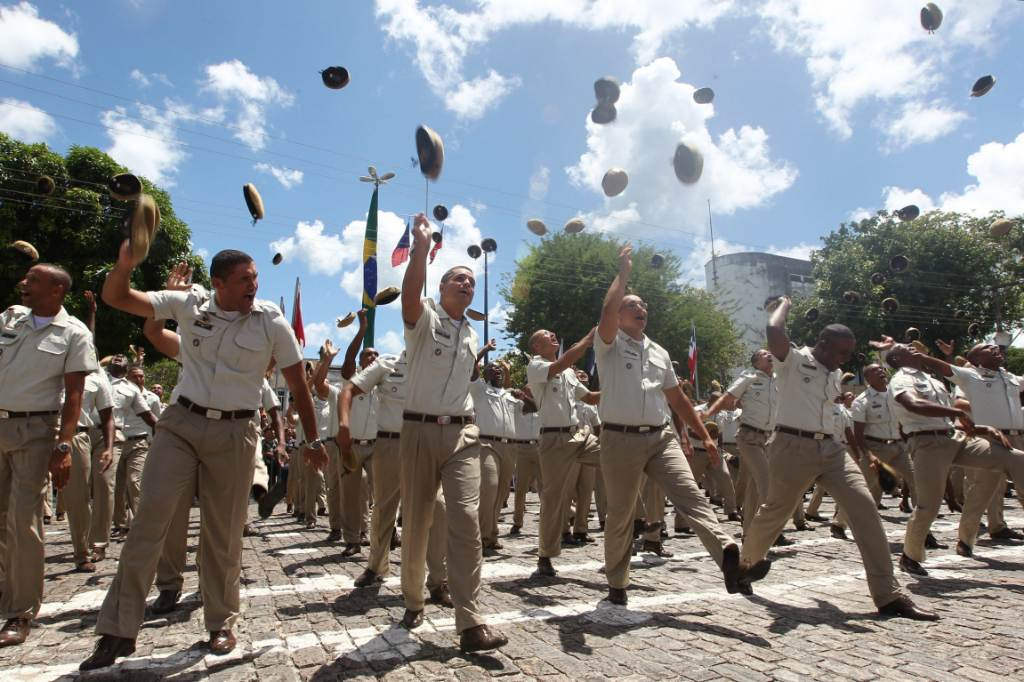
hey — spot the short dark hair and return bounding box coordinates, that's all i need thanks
[210,250,253,280]
[440,266,473,285]
[818,324,855,345]
[37,263,72,295]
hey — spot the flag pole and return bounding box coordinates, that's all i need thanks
[423,178,429,297]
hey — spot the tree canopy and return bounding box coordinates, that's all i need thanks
[0,133,209,357]
[500,232,743,392]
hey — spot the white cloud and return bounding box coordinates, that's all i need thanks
[881,186,936,213]
[0,2,78,70]
[302,321,356,355]
[269,220,347,275]
[202,60,293,150]
[881,101,968,151]
[446,70,521,120]
[255,162,303,189]
[528,165,550,201]
[375,330,404,356]
[130,69,173,88]
[0,97,56,142]
[130,69,150,87]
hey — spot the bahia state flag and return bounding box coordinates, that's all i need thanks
[391,219,411,267]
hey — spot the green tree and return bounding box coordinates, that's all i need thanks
[500,232,743,392]
[0,133,209,357]
[785,210,1023,366]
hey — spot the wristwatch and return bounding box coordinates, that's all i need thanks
[55,442,71,455]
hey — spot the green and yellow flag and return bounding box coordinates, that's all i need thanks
[361,187,378,347]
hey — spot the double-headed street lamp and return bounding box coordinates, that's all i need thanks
[467,237,497,349]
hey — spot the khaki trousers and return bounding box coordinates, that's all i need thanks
[366,437,446,582]
[0,415,59,620]
[252,441,269,495]
[572,464,596,533]
[113,437,149,528]
[512,443,541,528]
[594,464,607,525]
[287,440,303,508]
[741,432,902,607]
[689,448,737,515]
[601,426,734,589]
[340,442,374,543]
[156,484,194,593]
[736,427,802,535]
[953,433,1024,548]
[323,440,342,530]
[866,440,916,506]
[303,450,327,520]
[537,429,600,559]
[65,431,94,564]
[641,477,666,541]
[479,440,515,545]
[399,421,484,633]
[88,428,121,549]
[96,404,257,637]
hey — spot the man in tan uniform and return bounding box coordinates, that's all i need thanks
[595,246,742,604]
[0,264,96,647]
[737,297,935,620]
[109,357,157,536]
[395,213,506,652]
[509,389,541,536]
[81,244,327,669]
[471,357,517,554]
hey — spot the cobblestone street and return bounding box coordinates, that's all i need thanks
[4,492,1024,681]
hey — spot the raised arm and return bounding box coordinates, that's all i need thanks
[598,245,632,345]
[703,391,739,419]
[83,291,97,336]
[101,239,156,318]
[313,341,339,398]
[340,310,368,380]
[765,296,791,362]
[545,328,595,379]
[401,213,431,327]
[142,319,181,359]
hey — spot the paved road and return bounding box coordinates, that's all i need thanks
[4,491,1024,681]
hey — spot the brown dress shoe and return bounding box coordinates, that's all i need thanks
[150,589,181,615]
[91,546,106,562]
[460,624,508,653]
[75,561,97,573]
[208,629,236,655]
[428,582,453,608]
[899,553,928,577]
[400,609,424,630]
[533,557,556,578]
[641,540,674,557]
[326,529,342,542]
[605,587,627,605]
[956,540,973,557]
[0,618,30,647]
[878,596,939,621]
[354,568,383,588]
[79,634,136,670]
[341,543,361,557]
[721,543,741,593]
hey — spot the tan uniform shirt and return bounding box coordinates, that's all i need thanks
[403,298,477,417]
[343,377,378,441]
[511,398,541,440]
[526,359,587,428]
[78,371,115,428]
[260,379,280,412]
[470,380,514,438]
[716,408,741,444]
[833,404,852,443]
[726,368,775,430]
[849,387,900,440]
[110,377,148,433]
[0,305,97,411]
[148,289,302,411]
[594,329,677,426]
[949,364,1024,431]
[774,345,841,433]
[352,353,408,433]
[121,386,159,438]
[311,383,341,440]
[888,366,954,433]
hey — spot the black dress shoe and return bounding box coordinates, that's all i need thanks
[899,500,913,514]
[721,544,741,593]
[675,526,693,536]
[956,540,973,557]
[533,557,556,578]
[830,524,848,540]
[727,512,742,522]
[899,553,928,577]
[354,568,383,587]
[326,528,342,542]
[925,533,948,550]
[793,522,815,531]
[878,596,939,621]
[209,629,236,655]
[773,534,794,547]
[605,587,627,605]
[341,543,361,557]
[150,589,181,615]
[428,582,454,608]
[305,518,317,530]
[572,532,594,544]
[80,634,136,670]
[561,532,582,547]
[318,506,327,516]
[0,618,30,647]
[632,519,645,538]
[732,556,771,595]
[390,528,401,549]
[459,624,508,653]
[876,502,887,510]
[400,609,424,630]
[243,523,257,537]
[508,525,521,536]
[641,540,674,557]
[805,513,827,522]
[360,531,370,546]
[990,527,1024,541]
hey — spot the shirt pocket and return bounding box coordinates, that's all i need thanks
[188,324,222,364]
[427,326,456,367]
[642,354,667,391]
[36,332,69,370]
[618,344,642,373]
[233,327,268,372]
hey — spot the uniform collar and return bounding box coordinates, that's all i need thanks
[17,306,70,329]
[427,297,465,326]
[616,328,650,350]
[866,385,887,398]
[200,293,261,318]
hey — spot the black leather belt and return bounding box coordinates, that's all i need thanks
[865,435,899,444]
[481,434,511,443]
[604,422,667,434]
[178,396,255,421]
[1005,429,1023,436]
[908,428,955,438]
[376,430,401,440]
[510,438,538,445]
[403,411,474,425]
[0,409,59,419]
[76,426,90,433]
[775,425,831,440]
[353,438,376,446]
[541,426,575,434]
[740,424,770,436]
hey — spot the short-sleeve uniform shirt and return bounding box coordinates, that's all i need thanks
[526,358,588,428]
[352,353,408,433]
[402,298,477,417]
[470,380,514,438]
[593,329,677,427]
[110,376,149,433]
[774,346,841,433]
[725,369,775,430]
[888,366,954,433]
[948,364,1024,430]
[849,387,900,440]
[511,399,541,440]
[78,371,115,428]
[343,377,379,441]
[260,379,280,412]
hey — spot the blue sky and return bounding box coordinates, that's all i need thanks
[2,0,1023,357]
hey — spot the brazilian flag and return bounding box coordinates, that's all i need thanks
[361,187,378,347]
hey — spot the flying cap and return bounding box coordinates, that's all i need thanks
[904,327,921,341]
[108,173,142,201]
[10,240,39,261]
[526,219,547,236]
[36,176,55,196]
[336,312,355,328]
[433,204,448,222]
[466,308,486,322]
[920,3,943,32]
[881,297,899,313]
[895,205,920,221]
[650,253,665,268]
[321,66,350,89]
[971,75,996,97]
[564,218,585,234]
[591,103,616,124]
[870,272,886,285]
[693,87,715,104]
[415,125,444,180]
[374,286,400,306]
[129,194,160,264]
[990,218,1013,238]
[594,77,620,104]
[805,307,819,322]
[272,252,283,265]
[601,168,628,197]
[243,183,264,224]
[842,291,861,304]
[673,142,704,184]
[889,255,909,272]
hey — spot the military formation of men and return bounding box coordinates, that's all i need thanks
[3,215,1024,671]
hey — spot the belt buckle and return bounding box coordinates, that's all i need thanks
[206,408,223,420]
[437,415,451,425]
[0,410,8,419]
[638,426,651,433]
[813,432,825,440]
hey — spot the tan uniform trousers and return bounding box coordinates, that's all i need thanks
[65,429,122,563]
[736,427,804,535]
[323,440,342,530]
[953,433,1024,548]
[399,421,484,633]
[512,443,541,528]
[478,440,514,546]
[689,447,738,516]
[537,429,600,559]
[641,477,667,541]
[0,415,59,620]
[303,451,327,520]
[113,436,149,529]
[570,464,596,534]
[340,441,374,544]
[865,439,916,506]
[96,404,257,638]
[594,464,607,526]
[601,426,734,589]
[741,432,903,607]
[949,465,965,506]
[366,436,447,583]
[156,483,195,593]
[252,441,269,495]
[287,439,303,508]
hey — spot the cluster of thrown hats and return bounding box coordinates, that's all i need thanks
[335,287,403,328]
[109,174,160,264]
[919,4,996,97]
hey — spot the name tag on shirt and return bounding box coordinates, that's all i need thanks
[193,320,214,331]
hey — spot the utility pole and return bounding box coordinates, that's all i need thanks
[708,200,719,288]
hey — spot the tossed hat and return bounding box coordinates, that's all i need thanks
[374,286,400,306]
[856,352,867,364]
[971,75,996,97]
[909,340,930,355]
[693,87,715,104]
[321,66,350,90]
[99,355,113,367]
[336,312,355,328]
[108,173,142,201]
[889,254,909,272]
[703,421,721,440]
[673,142,704,184]
[243,183,264,225]
[989,218,1013,238]
[9,240,39,261]
[601,168,628,197]
[881,297,899,313]
[805,307,819,322]
[953,355,968,366]
[36,175,55,195]
[842,290,861,304]
[764,295,783,312]
[466,308,486,322]
[433,204,448,222]
[415,125,444,180]
[870,272,886,285]
[709,379,723,393]
[591,103,616,124]
[904,327,921,341]
[526,218,547,236]
[467,244,482,259]
[431,230,442,244]
[920,3,943,32]
[564,218,585,234]
[129,194,160,264]
[272,252,283,265]
[841,372,856,384]
[650,253,665,268]
[594,77,620,104]
[895,205,920,221]
[967,322,981,336]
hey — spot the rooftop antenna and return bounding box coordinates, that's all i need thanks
[708,199,719,288]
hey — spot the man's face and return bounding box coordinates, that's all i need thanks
[485,364,503,386]
[530,329,559,357]
[128,367,145,388]
[864,365,888,390]
[753,350,773,373]
[151,384,163,398]
[18,266,61,310]
[818,336,855,371]
[575,370,589,384]
[842,392,854,408]
[213,261,258,314]
[968,344,1004,370]
[108,355,128,378]
[618,295,648,334]
[439,268,475,312]
[359,347,379,369]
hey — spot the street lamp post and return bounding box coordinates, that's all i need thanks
[467,237,498,350]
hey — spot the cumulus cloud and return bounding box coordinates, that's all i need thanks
[269,220,348,275]
[446,70,521,120]
[255,162,303,189]
[202,60,293,150]
[375,330,404,356]
[881,186,936,214]
[880,101,968,151]
[302,321,356,356]
[130,69,173,88]
[528,165,550,201]
[0,97,56,142]
[0,2,78,71]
